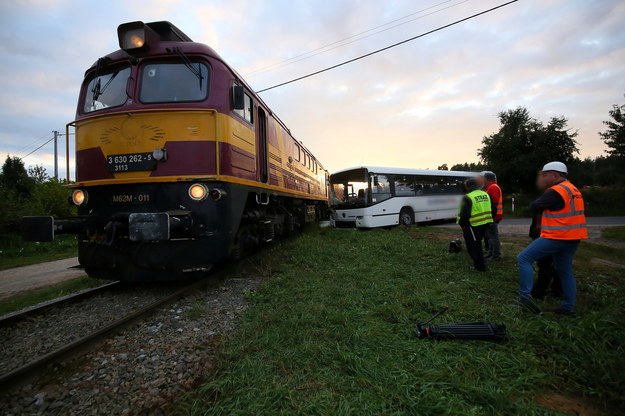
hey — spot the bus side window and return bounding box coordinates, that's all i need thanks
[371,174,392,203]
[394,175,415,196]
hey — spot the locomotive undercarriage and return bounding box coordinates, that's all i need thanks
[22,181,325,282]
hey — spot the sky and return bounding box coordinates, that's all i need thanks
[0,0,624,178]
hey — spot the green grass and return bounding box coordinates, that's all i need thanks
[185,226,625,416]
[603,226,625,242]
[0,234,77,270]
[0,275,107,316]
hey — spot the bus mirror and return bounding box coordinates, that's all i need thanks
[232,86,244,110]
[373,176,379,186]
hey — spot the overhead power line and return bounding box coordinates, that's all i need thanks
[256,0,518,94]
[19,136,55,160]
[245,0,467,78]
[15,132,53,155]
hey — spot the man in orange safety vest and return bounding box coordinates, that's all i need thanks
[480,171,503,260]
[515,161,587,315]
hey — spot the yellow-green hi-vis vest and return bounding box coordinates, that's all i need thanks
[456,190,494,227]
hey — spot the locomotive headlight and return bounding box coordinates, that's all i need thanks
[209,188,226,201]
[152,148,167,161]
[118,22,147,51]
[188,184,208,201]
[72,189,88,206]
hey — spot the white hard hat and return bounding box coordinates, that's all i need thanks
[541,161,568,174]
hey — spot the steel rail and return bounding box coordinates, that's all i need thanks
[0,281,121,328]
[0,276,216,392]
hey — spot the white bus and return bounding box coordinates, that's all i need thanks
[330,166,475,228]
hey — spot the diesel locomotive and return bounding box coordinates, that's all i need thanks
[23,21,329,281]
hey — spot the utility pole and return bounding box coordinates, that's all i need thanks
[53,130,59,181]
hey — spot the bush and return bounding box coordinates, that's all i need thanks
[502,187,625,218]
[582,187,625,216]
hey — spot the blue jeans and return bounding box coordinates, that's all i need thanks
[517,237,580,311]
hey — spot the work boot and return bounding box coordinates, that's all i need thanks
[514,296,541,314]
[547,307,575,317]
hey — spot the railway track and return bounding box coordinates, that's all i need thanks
[0,280,120,328]
[0,276,217,392]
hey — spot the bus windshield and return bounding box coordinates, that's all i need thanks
[331,181,369,207]
[330,167,370,208]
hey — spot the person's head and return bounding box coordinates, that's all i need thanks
[475,174,485,188]
[538,161,567,190]
[480,171,497,184]
[464,178,478,192]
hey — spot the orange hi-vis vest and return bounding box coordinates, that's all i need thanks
[487,183,504,220]
[541,180,588,240]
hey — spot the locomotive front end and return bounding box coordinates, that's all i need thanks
[23,22,237,281]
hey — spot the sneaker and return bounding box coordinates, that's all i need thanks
[514,297,542,314]
[548,307,575,316]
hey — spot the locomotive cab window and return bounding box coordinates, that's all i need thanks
[139,62,209,103]
[83,67,131,113]
[234,91,254,124]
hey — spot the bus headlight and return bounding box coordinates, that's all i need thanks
[188,184,208,201]
[72,189,88,206]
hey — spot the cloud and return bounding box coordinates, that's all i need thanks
[0,0,623,178]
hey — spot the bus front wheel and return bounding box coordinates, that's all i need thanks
[399,207,414,226]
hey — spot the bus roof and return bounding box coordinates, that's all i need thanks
[330,166,476,181]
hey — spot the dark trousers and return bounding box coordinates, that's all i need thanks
[462,224,489,271]
[485,222,501,258]
[531,255,562,298]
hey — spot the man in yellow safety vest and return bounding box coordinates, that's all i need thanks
[457,178,494,272]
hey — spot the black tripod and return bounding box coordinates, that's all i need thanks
[415,306,508,342]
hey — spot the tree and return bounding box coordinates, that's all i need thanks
[599,93,625,158]
[1,156,33,198]
[450,162,486,172]
[478,107,579,193]
[28,165,49,185]
[437,164,448,171]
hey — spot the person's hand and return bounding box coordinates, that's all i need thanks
[529,226,541,239]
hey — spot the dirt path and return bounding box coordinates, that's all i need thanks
[0,257,83,301]
[435,218,625,248]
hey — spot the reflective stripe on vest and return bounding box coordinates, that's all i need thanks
[540,180,588,240]
[459,190,493,227]
[492,184,503,216]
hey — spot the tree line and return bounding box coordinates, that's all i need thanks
[438,93,625,194]
[0,157,75,235]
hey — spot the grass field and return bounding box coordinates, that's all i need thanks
[603,226,625,242]
[185,226,625,416]
[0,276,107,316]
[0,234,77,271]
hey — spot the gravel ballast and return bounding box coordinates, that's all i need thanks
[0,276,262,415]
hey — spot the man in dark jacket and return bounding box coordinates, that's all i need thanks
[529,211,562,299]
[456,178,493,272]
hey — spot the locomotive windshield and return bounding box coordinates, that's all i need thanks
[83,67,131,113]
[139,62,209,103]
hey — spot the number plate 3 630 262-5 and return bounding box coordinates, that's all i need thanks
[107,152,154,173]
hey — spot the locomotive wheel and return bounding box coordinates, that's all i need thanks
[399,207,414,226]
